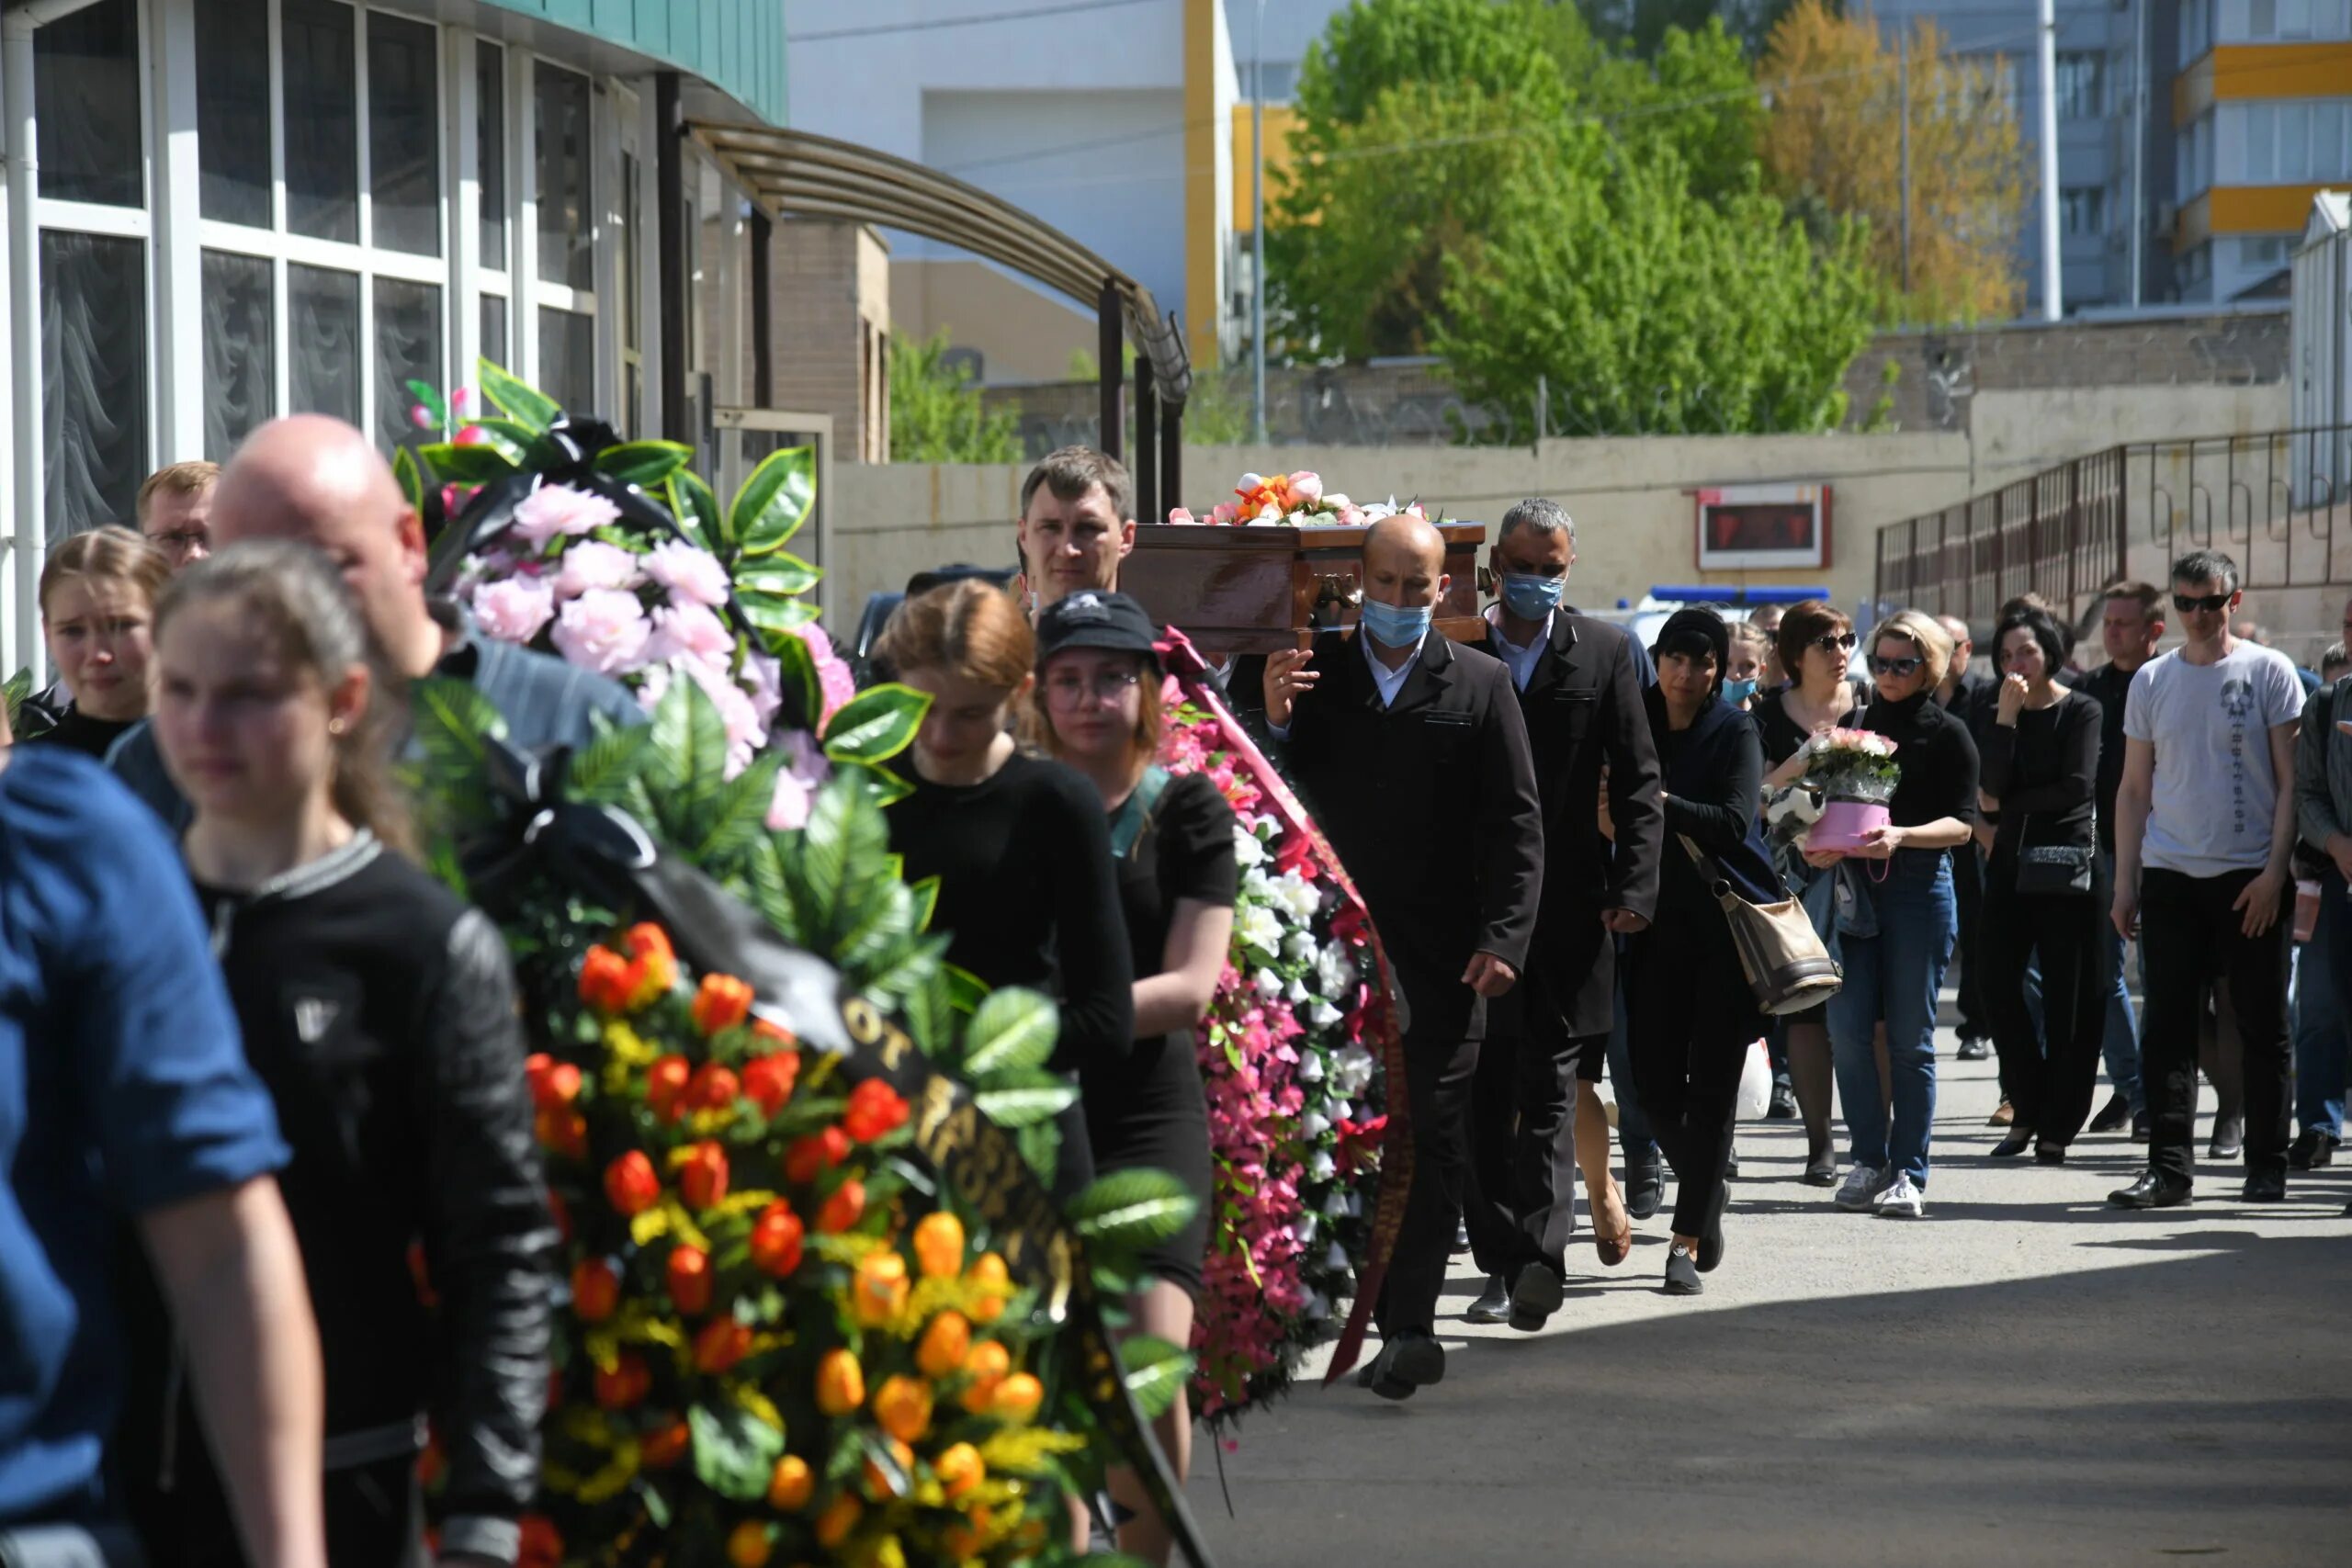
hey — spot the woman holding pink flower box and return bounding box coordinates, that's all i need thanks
[1802,609,1981,1220]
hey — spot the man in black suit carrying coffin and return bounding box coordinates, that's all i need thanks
[1261,513,1544,1401]
[1463,500,1662,1328]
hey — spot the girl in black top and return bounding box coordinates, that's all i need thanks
[1626,610,1776,1297]
[1756,601,1863,1185]
[875,581,1136,1201]
[25,526,169,759]
[123,542,551,1568]
[1029,591,1230,1565]
[1804,610,1979,1219]
[1977,605,2107,1160]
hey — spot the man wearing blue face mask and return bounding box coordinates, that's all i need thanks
[1261,512,1544,1401]
[1459,499,1662,1330]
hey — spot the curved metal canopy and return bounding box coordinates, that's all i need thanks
[688,121,1191,407]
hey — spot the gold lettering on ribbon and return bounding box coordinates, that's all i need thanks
[841,997,884,1046]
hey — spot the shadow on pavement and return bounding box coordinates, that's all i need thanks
[1189,1236,2352,1567]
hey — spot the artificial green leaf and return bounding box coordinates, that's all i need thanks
[649,678,734,831]
[403,378,449,431]
[477,357,560,431]
[690,752,786,865]
[820,682,928,766]
[830,758,914,810]
[742,837,808,948]
[392,446,424,512]
[730,446,816,556]
[460,417,551,468]
[907,875,941,933]
[899,964,956,1061]
[1116,1334,1194,1421]
[766,627,823,730]
[734,553,820,598]
[664,470,721,554]
[1015,1119,1061,1183]
[687,1403,785,1504]
[963,988,1059,1077]
[832,882,917,976]
[4,667,31,732]
[1068,1168,1200,1251]
[858,931,951,1015]
[971,1068,1078,1130]
[790,773,860,935]
[563,716,657,805]
[594,439,694,492]
[741,591,822,643]
[410,676,509,771]
[417,441,519,484]
[944,964,989,1017]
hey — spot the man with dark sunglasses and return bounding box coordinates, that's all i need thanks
[2109,551,2305,1207]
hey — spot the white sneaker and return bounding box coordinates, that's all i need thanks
[1874,1171,1926,1219]
[1833,1164,1886,1212]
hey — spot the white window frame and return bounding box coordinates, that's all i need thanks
[524,51,600,419]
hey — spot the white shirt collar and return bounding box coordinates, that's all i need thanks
[1483,604,1552,692]
[1361,628,1425,708]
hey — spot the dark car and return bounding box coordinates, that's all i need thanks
[849,563,1019,686]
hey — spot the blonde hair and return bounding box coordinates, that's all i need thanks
[875,579,1034,691]
[136,459,220,524]
[40,525,172,618]
[1867,608,1954,688]
[155,541,414,856]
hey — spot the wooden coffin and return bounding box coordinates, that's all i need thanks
[1121,521,1489,654]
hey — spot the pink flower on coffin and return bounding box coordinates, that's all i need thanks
[645,601,734,668]
[641,540,730,608]
[766,731,830,829]
[548,588,650,675]
[511,483,620,549]
[552,539,643,598]
[1287,471,1324,506]
[1208,502,1242,525]
[1167,506,1199,525]
[471,577,555,644]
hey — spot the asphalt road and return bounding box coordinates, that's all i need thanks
[1182,1016,2352,1567]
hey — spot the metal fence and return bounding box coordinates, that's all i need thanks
[1874,423,2352,623]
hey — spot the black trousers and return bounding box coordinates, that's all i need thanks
[1631,1030,1747,1241]
[1463,973,1597,1280]
[1951,840,1991,1051]
[1980,857,2109,1146]
[2139,867,2293,1180]
[1375,1033,1478,1338]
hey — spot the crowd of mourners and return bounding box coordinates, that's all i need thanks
[4,427,2348,1568]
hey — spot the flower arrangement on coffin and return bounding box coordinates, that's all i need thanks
[1796,728,1902,852]
[1153,672,1390,1423]
[1165,470,1433,530]
[404,361,864,830]
[401,367,1218,1567]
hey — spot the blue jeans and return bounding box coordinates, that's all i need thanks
[2295,875,2346,1140]
[1828,851,1956,1189]
[2097,850,2144,1113]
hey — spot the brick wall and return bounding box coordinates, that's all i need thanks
[769,220,890,461]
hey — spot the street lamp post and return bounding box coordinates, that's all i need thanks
[1251,0,1267,445]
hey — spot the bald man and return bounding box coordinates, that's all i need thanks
[108,415,643,829]
[1262,513,1544,1400]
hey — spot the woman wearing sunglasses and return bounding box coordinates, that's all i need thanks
[1756,602,1863,1185]
[1804,610,1980,1218]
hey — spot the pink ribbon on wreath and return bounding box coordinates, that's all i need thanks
[1154,626,1410,1385]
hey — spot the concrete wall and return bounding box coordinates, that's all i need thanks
[825,381,2291,624]
[769,220,891,463]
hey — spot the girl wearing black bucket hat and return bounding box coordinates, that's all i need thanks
[1030,590,1227,1564]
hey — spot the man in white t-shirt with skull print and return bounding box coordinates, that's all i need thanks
[2109,549,2306,1208]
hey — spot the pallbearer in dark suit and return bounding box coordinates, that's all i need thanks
[1462,501,1662,1329]
[1261,513,1544,1401]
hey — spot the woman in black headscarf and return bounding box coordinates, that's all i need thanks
[1625,608,1778,1296]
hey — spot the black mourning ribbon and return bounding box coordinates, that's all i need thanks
[467,736,1219,1566]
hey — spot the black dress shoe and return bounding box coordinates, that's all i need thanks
[1508,1261,1565,1331]
[2086,1091,2132,1134]
[1663,1247,1702,1296]
[2288,1129,2337,1169]
[1452,1219,1471,1254]
[1363,1332,1444,1400]
[1697,1212,1726,1273]
[1625,1153,1665,1221]
[2109,1171,2192,1209]
[2208,1115,2244,1162]
[1801,1146,1840,1186]
[2241,1169,2287,1202]
[1990,1127,2036,1158]
[2035,1143,2066,1166]
[1464,1275,1510,1325]
[1768,1082,1798,1120]
[1957,1036,1991,1061]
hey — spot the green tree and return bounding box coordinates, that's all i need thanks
[888,330,1022,463]
[1432,141,1877,438]
[1270,0,1762,360]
